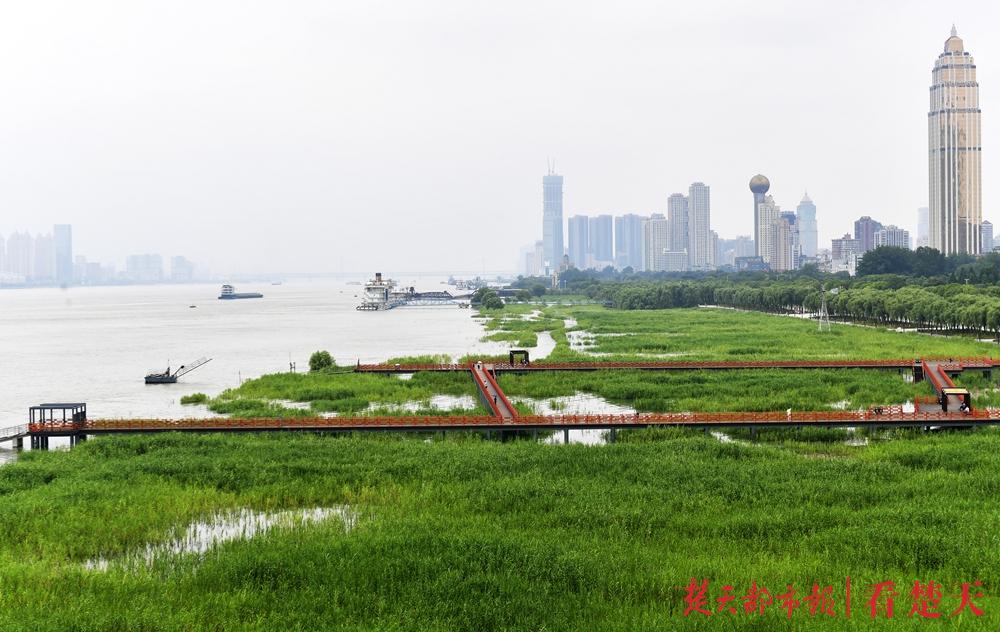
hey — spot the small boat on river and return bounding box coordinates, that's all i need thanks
[145,357,212,384]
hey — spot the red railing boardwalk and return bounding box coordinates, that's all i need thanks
[25,357,992,438]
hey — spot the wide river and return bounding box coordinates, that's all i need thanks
[0,279,505,425]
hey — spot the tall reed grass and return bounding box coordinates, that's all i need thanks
[1,431,998,629]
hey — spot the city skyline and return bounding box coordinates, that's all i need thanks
[0,225,214,286]
[2,4,997,273]
[530,160,998,277]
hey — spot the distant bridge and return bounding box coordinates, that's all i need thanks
[401,291,473,307]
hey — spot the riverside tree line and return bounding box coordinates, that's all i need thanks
[513,247,1000,338]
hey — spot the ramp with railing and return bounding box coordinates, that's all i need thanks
[0,425,28,442]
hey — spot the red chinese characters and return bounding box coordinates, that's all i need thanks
[680,578,985,620]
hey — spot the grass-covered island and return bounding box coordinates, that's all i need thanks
[6,306,1000,630]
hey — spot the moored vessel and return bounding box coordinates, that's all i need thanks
[218,284,263,300]
[144,357,212,384]
[356,273,404,310]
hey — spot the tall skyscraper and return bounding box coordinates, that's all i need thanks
[916,207,930,248]
[542,170,564,271]
[772,213,799,272]
[641,214,670,272]
[796,193,818,258]
[32,233,55,281]
[53,224,73,285]
[749,174,770,256]
[982,221,994,252]
[853,216,883,253]
[567,215,589,269]
[688,182,712,270]
[519,243,536,276]
[667,193,689,255]
[589,214,613,267]
[756,195,780,265]
[614,214,645,270]
[929,27,982,255]
[531,241,545,276]
[6,232,32,277]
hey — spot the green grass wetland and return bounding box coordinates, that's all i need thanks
[7,305,1000,629]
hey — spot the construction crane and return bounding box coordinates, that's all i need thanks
[144,357,213,384]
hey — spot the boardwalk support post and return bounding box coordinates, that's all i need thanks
[563,428,570,444]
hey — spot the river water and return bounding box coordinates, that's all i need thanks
[0,279,505,425]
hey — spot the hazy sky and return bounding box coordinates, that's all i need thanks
[0,1,995,274]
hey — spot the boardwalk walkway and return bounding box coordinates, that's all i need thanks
[356,357,997,374]
[26,408,993,436]
[0,425,28,442]
[471,363,517,421]
[17,356,990,440]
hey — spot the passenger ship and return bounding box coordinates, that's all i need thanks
[356,273,406,310]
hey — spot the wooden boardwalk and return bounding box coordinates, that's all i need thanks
[21,356,992,439]
[356,357,997,374]
[28,408,993,436]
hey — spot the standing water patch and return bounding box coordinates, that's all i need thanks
[85,506,356,571]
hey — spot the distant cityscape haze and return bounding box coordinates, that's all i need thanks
[0,1,996,274]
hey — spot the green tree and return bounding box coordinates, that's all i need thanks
[482,292,505,309]
[472,287,505,309]
[857,247,913,276]
[309,350,335,372]
[912,247,946,277]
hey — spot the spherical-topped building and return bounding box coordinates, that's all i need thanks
[749,174,770,195]
[749,174,771,259]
